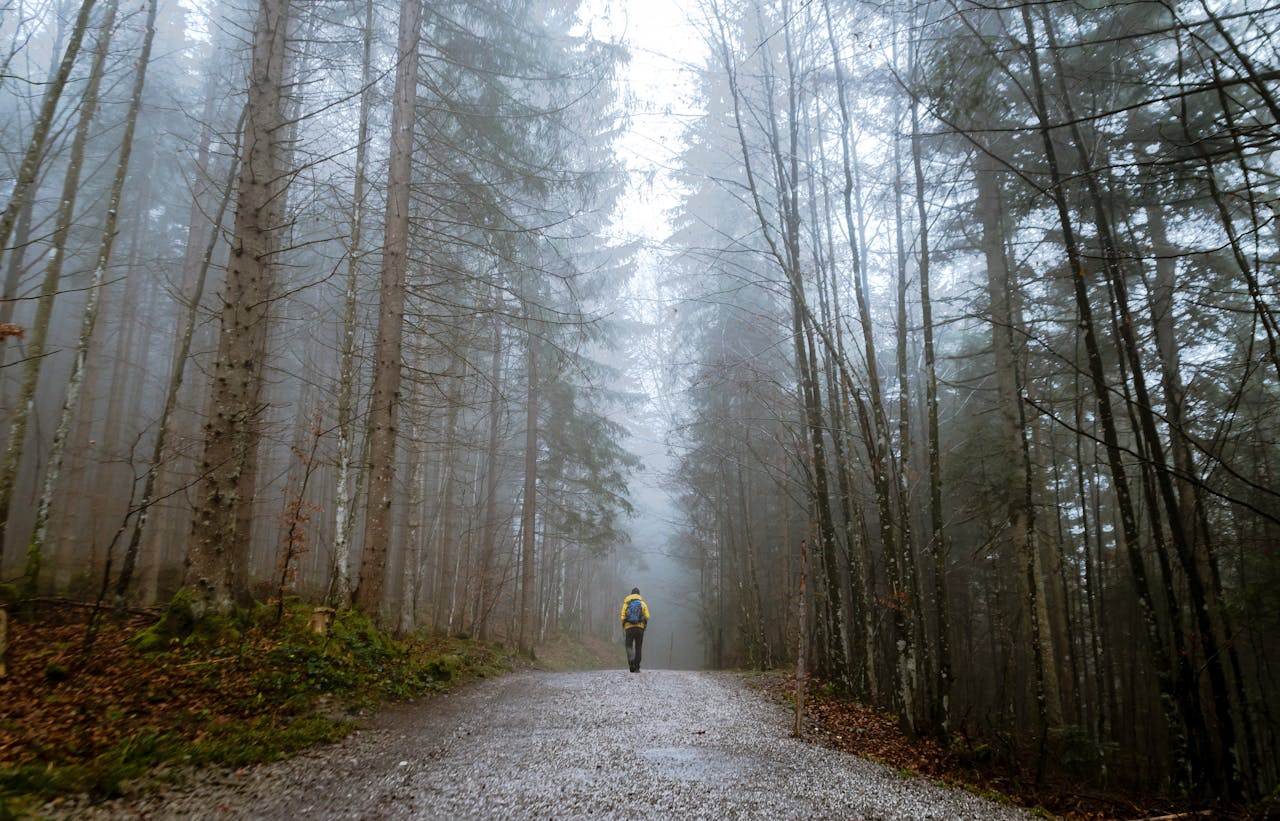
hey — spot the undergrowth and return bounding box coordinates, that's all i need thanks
[0,600,514,812]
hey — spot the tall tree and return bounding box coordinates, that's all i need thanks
[907,19,951,737]
[184,0,293,616]
[330,0,376,609]
[23,0,157,596]
[354,0,422,617]
[516,323,539,655]
[0,0,117,565]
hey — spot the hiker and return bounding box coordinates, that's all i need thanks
[620,587,650,673]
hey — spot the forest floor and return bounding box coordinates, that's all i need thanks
[0,603,1263,819]
[0,599,516,816]
[748,673,1257,820]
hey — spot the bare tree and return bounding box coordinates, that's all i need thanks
[330,0,375,610]
[22,0,156,596]
[0,0,98,264]
[0,0,116,565]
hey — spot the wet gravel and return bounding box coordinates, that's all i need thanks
[48,670,1029,819]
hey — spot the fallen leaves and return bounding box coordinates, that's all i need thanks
[1,603,299,778]
[746,673,1246,821]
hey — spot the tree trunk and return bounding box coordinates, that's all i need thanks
[354,0,421,618]
[1018,3,1193,790]
[0,0,99,263]
[0,0,118,565]
[474,310,505,641]
[820,0,904,706]
[0,187,35,361]
[432,357,465,632]
[794,537,808,738]
[976,149,1059,760]
[330,0,376,610]
[113,101,244,609]
[517,331,539,656]
[909,73,950,740]
[24,0,157,597]
[1143,170,1260,796]
[1041,13,1239,794]
[891,68,927,729]
[184,0,292,617]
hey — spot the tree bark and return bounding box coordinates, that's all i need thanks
[0,0,117,565]
[794,537,808,738]
[1018,2,1193,790]
[976,149,1059,758]
[890,56,926,729]
[909,67,950,740]
[113,107,244,607]
[24,0,157,597]
[474,310,505,641]
[330,0,376,610]
[354,0,421,618]
[517,330,539,656]
[820,0,904,705]
[184,0,292,617]
[1042,12,1240,795]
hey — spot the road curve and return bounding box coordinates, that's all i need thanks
[56,669,1028,820]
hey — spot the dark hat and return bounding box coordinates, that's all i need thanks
[631,587,640,594]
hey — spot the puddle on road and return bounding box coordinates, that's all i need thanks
[640,746,762,783]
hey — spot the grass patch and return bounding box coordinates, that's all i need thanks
[185,714,351,768]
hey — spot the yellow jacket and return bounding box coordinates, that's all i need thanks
[620,594,650,629]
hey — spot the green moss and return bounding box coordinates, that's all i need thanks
[0,715,350,801]
[424,653,463,682]
[131,591,198,652]
[964,784,1016,806]
[0,732,180,799]
[131,592,257,654]
[184,715,351,769]
[3,601,517,807]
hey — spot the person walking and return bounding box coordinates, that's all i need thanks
[620,587,650,673]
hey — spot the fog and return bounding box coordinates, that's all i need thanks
[0,0,1277,799]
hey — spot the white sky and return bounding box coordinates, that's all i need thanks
[585,0,705,248]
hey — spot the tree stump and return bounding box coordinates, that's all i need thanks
[310,606,336,635]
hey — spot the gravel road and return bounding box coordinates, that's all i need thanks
[49,669,1029,820]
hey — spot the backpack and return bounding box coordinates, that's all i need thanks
[625,598,644,625]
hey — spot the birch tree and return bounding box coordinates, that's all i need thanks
[0,0,116,566]
[329,0,376,609]
[22,0,156,597]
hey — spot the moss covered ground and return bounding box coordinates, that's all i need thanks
[0,600,514,814]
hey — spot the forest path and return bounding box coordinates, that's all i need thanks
[64,670,1028,819]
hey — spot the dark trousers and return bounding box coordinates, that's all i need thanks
[625,627,645,671]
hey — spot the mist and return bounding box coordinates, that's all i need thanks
[0,0,1277,801]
